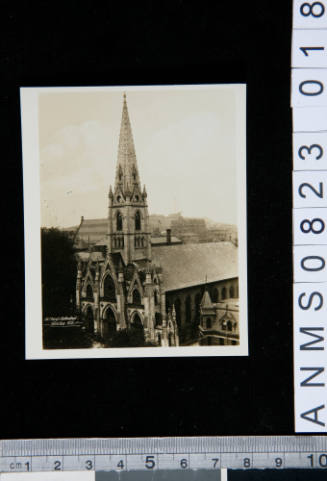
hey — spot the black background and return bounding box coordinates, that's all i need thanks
[1,1,293,438]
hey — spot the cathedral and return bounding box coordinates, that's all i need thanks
[75,93,239,347]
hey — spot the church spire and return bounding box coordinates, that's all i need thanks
[114,93,141,196]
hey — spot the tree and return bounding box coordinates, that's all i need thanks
[41,228,77,317]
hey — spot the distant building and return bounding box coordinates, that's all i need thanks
[75,93,239,347]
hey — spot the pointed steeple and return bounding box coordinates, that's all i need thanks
[201,289,213,308]
[114,93,141,195]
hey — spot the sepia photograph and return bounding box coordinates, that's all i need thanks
[21,84,247,359]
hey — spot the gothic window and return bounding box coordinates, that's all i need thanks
[103,275,116,302]
[116,211,123,231]
[154,290,159,306]
[230,286,235,298]
[206,318,212,329]
[155,312,162,327]
[211,287,218,302]
[132,288,141,305]
[227,320,233,331]
[222,287,227,300]
[135,195,139,201]
[86,284,93,300]
[117,195,121,203]
[135,211,141,231]
[185,295,191,323]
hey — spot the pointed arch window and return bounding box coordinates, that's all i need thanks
[86,284,94,301]
[103,275,116,302]
[132,288,142,305]
[211,287,218,303]
[116,211,123,231]
[154,290,159,306]
[135,211,141,231]
[230,286,235,298]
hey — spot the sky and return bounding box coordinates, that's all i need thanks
[38,85,245,228]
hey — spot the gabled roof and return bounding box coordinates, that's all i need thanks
[151,241,238,292]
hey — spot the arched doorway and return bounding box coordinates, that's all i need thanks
[102,307,116,340]
[131,313,143,329]
[130,313,145,346]
[86,306,94,333]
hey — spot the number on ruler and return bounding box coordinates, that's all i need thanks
[298,144,323,160]
[300,2,325,17]
[300,218,325,234]
[275,457,283,468]
[145,455,155,469]
[300,46,325,56]
[308,453,327,467]
[299,80,324,96]
[243,458,251,468]
[212,458,219,468]
[85,460,93,470]
[117,459,124,470]
[301,255,326,271]
[298,182,324,198]
[180,458,188,469]
[54,460,62,470]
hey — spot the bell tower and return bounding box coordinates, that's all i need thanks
[108,93,151,265]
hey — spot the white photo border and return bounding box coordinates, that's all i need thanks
[21,83,248,359]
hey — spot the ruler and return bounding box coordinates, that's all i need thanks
[0,436,327,474]
[292,1,327,432]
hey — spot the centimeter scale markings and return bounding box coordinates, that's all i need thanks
[1,437,327,473]
[292,0,327,433]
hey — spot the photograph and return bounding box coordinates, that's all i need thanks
[21,84,247,358]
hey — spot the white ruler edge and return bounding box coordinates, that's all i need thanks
[292,0,327,433]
